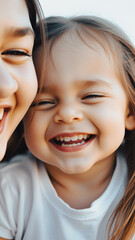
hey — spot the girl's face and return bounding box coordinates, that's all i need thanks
[0,0,37,160]
[24,31,135,175]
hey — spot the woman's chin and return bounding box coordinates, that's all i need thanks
[0,142,7,161]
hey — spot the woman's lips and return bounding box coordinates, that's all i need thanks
[0,108,10,134]
[50,133,96,152]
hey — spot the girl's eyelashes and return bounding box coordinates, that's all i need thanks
[82,94,105,99]
[30,93,106,109]
[81,93,105,103]
[2,49,32,57]
[31,99,56,110]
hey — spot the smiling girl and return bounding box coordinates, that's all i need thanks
[0,16,135,240]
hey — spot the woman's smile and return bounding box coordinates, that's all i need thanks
[0,107,10,134]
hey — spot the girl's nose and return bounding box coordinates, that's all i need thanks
[54,103,83,124]
[0,61,18,98]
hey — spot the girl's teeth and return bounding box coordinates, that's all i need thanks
[60,136,64,141]
[78,135,83,140]
[61,141,85,147]
[0,109,4,120]
[84,135,87,139]
[64,137,71,142]
[70,136,78,141]
[56,134,88,142]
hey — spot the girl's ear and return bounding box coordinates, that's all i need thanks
[125,112,135,130]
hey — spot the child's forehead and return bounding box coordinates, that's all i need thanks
[44,27,126,92]
[46,27,118,74]
[46,27,120,74]
[47,26,113,54]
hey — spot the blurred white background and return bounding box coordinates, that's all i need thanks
[39,0,135,45]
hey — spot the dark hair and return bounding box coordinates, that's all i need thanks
[24,0,46,54]
[25,0,36,31]
[25,0,44,32]
[39,16,135,240]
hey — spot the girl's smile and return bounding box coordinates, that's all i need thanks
[50,132,96,152]
[24,29,134,176]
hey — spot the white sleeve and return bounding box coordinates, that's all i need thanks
[0,174,16,239]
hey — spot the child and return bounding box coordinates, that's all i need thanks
[0,16,135,240]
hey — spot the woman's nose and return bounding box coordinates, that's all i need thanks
[54,103,83,124]
[0,61,18,98]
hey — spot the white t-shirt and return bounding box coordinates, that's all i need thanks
[0,152,132,240]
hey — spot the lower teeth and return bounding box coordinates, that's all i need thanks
[61,141,85,147]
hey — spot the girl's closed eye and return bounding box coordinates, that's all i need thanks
[31,99,57,110]
[81,93,105,104]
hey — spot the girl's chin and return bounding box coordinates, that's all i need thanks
[45,158,94,175]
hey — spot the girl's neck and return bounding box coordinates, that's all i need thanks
[45,156,116,209]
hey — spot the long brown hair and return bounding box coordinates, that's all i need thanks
[43,16,135,240]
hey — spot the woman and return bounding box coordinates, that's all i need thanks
[0,0,45,161]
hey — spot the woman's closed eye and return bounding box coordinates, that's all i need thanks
[2,49,31,57]
[1,49,32,64]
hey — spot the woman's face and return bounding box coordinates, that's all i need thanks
[0,0,38,160]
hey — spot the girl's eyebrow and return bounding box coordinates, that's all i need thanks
[41,87,57,93]
[39,79,113,93]
[38,86,57,94]
[39,79,112,95]
[5,27,35,38]
[74,79,113,89]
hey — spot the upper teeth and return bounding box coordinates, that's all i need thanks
[56,134,88,142]
[0,108,4,120]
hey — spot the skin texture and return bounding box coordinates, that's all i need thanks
[0,0,38,161]
[24,31,135,209]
